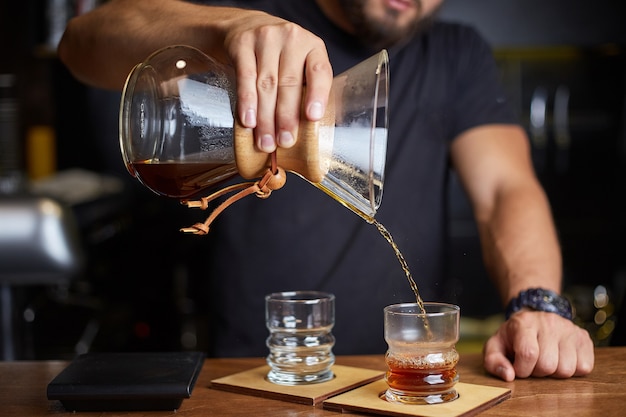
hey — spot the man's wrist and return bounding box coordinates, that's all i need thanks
[505,288,573,320]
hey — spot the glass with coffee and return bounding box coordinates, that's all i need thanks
[383,302,460,404]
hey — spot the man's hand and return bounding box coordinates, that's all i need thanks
[223,13,334,153]
[483,310,595,381]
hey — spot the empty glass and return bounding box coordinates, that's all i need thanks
[265,291,335,385]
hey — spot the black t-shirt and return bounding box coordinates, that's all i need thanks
[194,0,517,356]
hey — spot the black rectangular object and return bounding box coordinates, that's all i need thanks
[47,351,204,411]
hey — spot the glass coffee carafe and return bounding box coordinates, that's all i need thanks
[119,45,389,229]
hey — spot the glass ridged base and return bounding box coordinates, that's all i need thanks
[383,388,459,405]
[266,369,334,385]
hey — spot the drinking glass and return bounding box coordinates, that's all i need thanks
[265,291,335,385]
[383,302,460,404]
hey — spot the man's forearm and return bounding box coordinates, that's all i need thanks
[58,0,253,90]
[477,182,563,305]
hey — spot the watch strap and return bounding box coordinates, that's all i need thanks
[505,288,573,320]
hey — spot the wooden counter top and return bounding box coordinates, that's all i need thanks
[3,347,625,416]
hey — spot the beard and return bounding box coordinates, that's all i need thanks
[337,0,438,50]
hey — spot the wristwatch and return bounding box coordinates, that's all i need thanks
[505,288,573,320]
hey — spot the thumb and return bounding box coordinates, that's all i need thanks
[483,334,516,382]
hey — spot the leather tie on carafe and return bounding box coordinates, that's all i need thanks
[179,151,286,235]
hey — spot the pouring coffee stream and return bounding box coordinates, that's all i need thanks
[120,45,428,316]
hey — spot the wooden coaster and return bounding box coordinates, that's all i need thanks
[323,379,511,417]
[210,365,383,405]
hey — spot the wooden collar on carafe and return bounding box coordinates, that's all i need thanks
[180,152,286,235]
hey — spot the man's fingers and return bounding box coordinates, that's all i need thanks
[274,46,305,149]
[574,329,595,376]
[253,39,283,153]
[231,21,330,152]
[563,325,595,378]
[234,46,260,130]
[484,312,596,381]
[303,47,333,122]
[483,334,515,382]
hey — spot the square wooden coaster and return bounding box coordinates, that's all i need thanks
[323,379,511,417]
[210,365,384,405]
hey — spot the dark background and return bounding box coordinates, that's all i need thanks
[440,0,626,343]
[1,0,625,359]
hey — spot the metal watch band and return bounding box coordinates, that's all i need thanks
[505,288,573,321]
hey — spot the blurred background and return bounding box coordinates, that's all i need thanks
[0,0,625,360]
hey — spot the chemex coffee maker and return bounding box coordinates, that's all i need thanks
[119,45,389,233]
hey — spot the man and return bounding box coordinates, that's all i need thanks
[58,0,594,381]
